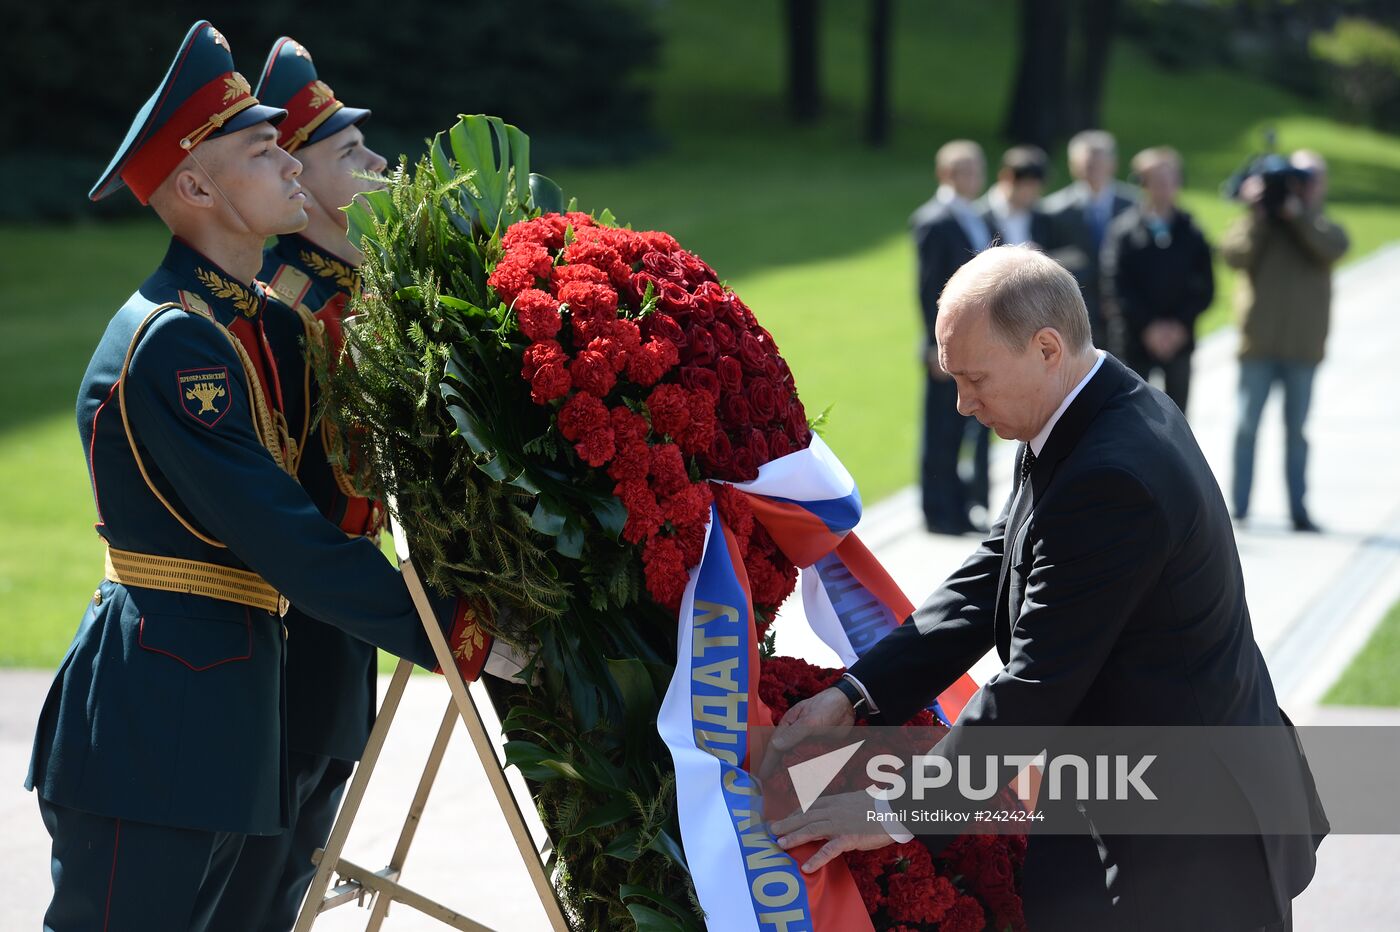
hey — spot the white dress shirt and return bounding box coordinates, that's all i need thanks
[988,185,1032,246]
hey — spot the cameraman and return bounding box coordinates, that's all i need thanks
[1223,150,1349,532]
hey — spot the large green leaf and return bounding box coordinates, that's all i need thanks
[529,172,565,215]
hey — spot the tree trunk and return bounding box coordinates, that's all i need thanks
[786,0,822,122]
[1003,0,1071,149]
[1069,0,1121,133]
[865,0,894,145]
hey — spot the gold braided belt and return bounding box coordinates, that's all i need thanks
[105,546,289,616]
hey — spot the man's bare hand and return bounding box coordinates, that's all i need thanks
[769,791,897,873]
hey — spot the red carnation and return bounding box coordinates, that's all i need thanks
[550,263,610,292]
[642,535,688,609]
[646,384,691,439]
[713,483,754,545]
[521,339,566,379]
[503,216,565,252]
[563,210,596,230]
[515,289,562,342]
[610,406,650,447]
[938,895,988,932]
[608,441,651,483]
[616,479,663,543]
[488,259,538,307]
[887,872,956,925]
[574,426,616,467]
[563,239,624,277]
[649,443,690,496]
[663,482,713,529]
[675,520,707,568]
[638,231,681,254]
[558,392,608,441]
[558,281,619,320]
[599,226,647,263]
[679,392,718,455]
[570,349,617,398]
[529,362,571,404]
[608,318,642,353]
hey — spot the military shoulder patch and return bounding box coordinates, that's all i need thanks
[178,366,231,427]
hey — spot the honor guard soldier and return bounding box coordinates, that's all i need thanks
[210,38,391,930]
[26,22,494,931]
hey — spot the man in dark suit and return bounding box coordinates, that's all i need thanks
[976,145,1053,249]
[771,245,1323,930]
[911,140,993,534]
[1042,130,1136,346]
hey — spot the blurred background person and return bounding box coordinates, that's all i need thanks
[977,144,1052,248]
[1042,129,1137,347]
[911,140,993,535]
[1222,149,1349,532]
[1100,146,1214,413]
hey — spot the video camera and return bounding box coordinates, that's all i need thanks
[1222,131,1312,219]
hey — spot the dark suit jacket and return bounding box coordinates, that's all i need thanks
[850,355,1325,930]
[973,194,1054,250]
[910,197,984,346]
[1100,206,1215,357]
[1041,182,1137,341]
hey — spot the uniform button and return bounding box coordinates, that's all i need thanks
[92,589,103,606]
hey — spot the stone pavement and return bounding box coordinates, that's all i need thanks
[3,245,1398,929]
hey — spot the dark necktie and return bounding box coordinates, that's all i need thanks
[1018,445,1037,489]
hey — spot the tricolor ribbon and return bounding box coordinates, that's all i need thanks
[657,435,980,931]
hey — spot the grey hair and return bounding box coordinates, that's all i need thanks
[938,245,1093,353]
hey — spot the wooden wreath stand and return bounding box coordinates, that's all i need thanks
[292,514,571,931]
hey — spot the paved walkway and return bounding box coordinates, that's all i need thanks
[3,246,1398,929]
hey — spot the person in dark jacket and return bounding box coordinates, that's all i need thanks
[1101,146,1215,413]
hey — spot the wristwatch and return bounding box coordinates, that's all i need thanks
[833,674,869,718]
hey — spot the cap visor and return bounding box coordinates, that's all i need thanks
[306,107,372,149]
[211,104,289,139]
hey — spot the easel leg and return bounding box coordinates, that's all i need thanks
[364,698,458,929]
[293,657,415,932]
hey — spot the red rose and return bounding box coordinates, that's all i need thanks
[574,426,615,467]
[712,321,738,355]
[514,289,562,342]
[721,394,752,428]
[641,250,686,282]
[680,392,718,455]
[729,447,758,481]
[557,392,608,441]
[570,349,617,398]
[744,428,769,467]
[716,355,744,395]
[649,443,690,496]
[744,376,779,422]
[643,312,688,351]
[704,431,735,475]
[550,263,609,292]
[642,535,688,609]
[680,253,719,287]
[629,271,664,307]
[678,366,720,399]
[738,330,768,373]
[685,326,717,366]
[528,362,571,404]
[774,355,795,390]
[763,355,782,382]
[689,292,716,326]
[766,429,794,460]
[646,384,691,439]
[658,281,695,317]
[625,338,679,387]
[785,399,810,445]
[693,280,726,314]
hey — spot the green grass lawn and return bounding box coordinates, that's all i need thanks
[5,0,1400,667]
[1323,596,1400,707]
